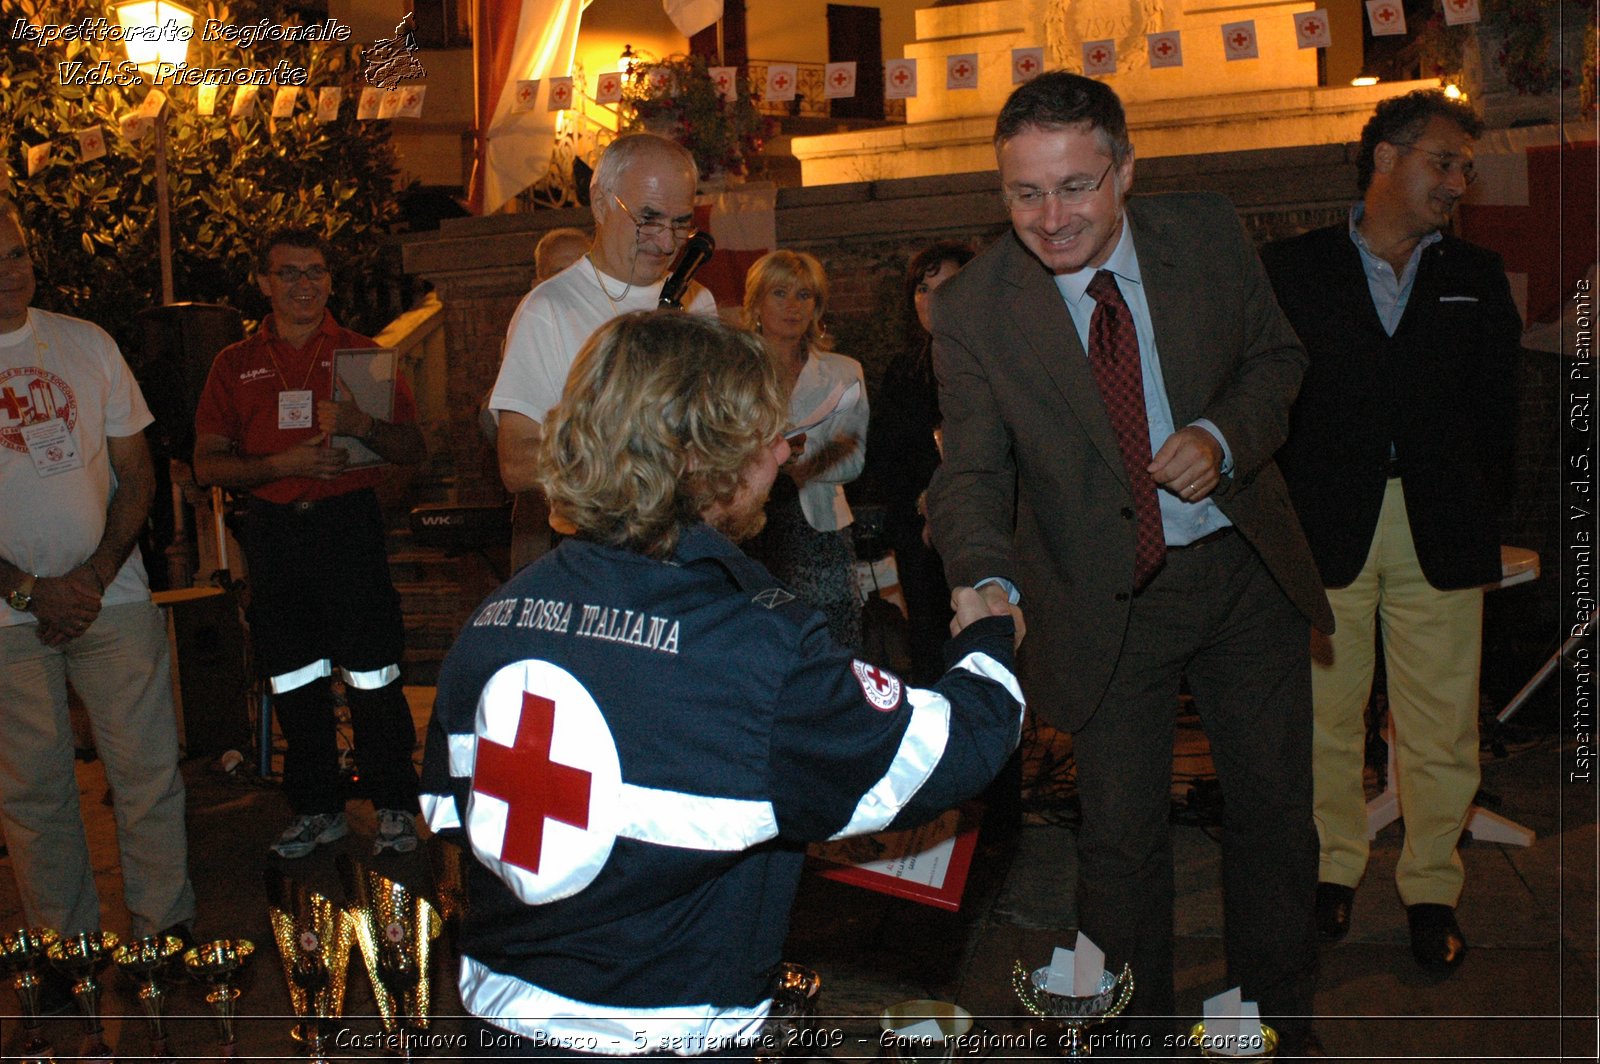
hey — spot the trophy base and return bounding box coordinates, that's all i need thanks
[1186,1022,1279,1060]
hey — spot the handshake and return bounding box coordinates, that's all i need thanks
[949,584,1026,649]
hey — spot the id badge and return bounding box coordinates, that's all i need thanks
[278,389,314,430]
[21,418,83,478]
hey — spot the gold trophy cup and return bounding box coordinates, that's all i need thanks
[1,926,60,1062]
[265,869,357,1062]
[112,934,186,1062]
[1013,960,1134,1058]
[182,938,255,1058]
[339,856,441,1059]
[1186,1021,1280,1060]
[46,929,119,1064]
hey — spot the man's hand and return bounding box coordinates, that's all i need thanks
[951,584,1025,649]
[1150,425,1224,502]
[275,433,350,480]
[317,397,372,438]
[31,572,101,644]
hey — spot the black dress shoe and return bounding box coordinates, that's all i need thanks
[1407,903,1468,969]
[1315,881,1355,941]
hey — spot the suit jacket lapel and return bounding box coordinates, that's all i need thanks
[1129,201,1202,423]
[998,233,1128,486]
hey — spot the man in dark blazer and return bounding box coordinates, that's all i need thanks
[1263,89,1520,973]
[927,72,1332,1053]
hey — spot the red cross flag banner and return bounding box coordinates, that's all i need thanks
[709,66,738,103]
[1294,10,1333,49]
[1365,0,1407,36]
[1012,46,1044,84]
[378,89,405,120]
[595,72,623,105]
[1442,0,1480,26]
[765,63,798,103]
[25,142,50,178]
[824,61,857,100]
[547,76,574,112]
[230,86,257,120]
[1147,30,1183,69]
[470,0,588,215]
[511,79,538,114]
[646,66,674,96]
[118,112,152,142]
[358,86,382,120]
[76,126,106,163]
[399,85,427,118]
[467,661,620,903]
[1082,39,1116,77]
[272,87,299,119]
[1456,126,1598,354]
[885,58,918,100]
[947,53,979,90]
[197,84,219,116]
[316,87,342,123]
[1221,20,1259,61]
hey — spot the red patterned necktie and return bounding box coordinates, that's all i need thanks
[1085,270,1166,590]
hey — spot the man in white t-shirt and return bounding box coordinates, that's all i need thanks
[0,198,196,941]
[490,134,715,543]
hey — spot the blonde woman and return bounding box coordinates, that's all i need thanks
[742,250,868,648]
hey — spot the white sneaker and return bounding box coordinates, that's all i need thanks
[374,809,419,854]
[271,812,349,859]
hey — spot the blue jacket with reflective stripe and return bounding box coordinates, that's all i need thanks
[421,522,1021,1027]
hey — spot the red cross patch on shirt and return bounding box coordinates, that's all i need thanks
[852,660,904,712]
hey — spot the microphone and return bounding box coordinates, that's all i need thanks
[658,231,716,309]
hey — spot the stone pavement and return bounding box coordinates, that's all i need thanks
[1,690,1594,1062]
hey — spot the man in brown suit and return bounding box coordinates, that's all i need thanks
[927,72,1333,1053]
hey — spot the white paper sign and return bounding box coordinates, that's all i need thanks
[1082,40,1116,76]
[1366,0,1408,36]
[272,86,298,118]
[1442,0,1480,25]
[316,87,342,123]
[824,62,856,99]
[547,76,574,111]
[946,53,978,90]
[76,126,106,162]
[765,63,797,102]
[594,72,622,104]
[1012,46,1044,84]
[1147,31,1183,69]
[709,65,738,102]
[511,80,538,114]
[1221,21,1259,61]
[884,59,918,99]
[1294,10,1333,49]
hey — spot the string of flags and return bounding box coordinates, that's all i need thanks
[23,80,429,178]
[508,1,1477,118]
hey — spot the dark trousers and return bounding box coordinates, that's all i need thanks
[1072,531,1317,1050]
[244,489,419,815]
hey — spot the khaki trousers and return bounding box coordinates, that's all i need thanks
[1312,478,1483,905]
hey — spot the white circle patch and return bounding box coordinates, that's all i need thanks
[851,659,904,712]
[468,660,621,904]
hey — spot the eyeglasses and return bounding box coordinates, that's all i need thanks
[612,194,696,242]
[1397,144,1477,185]
[269,265,330,283]
[1001,160,1116,212]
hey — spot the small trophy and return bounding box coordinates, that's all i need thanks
[1012,961,1134,1058]
[878,999,973,1064]
[1188,987,1278,1059]
[265,869,357,1062]
[1,926,60,1062]
[1187,1022,1280,1060]
[339,856,442,1059]
[46,929,119,1064]
[183,939,255,1058]
[755,962,821,1061]
[113,934,186,1062]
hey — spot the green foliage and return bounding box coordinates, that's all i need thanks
[2,0,401,344]
[619,53,772,181]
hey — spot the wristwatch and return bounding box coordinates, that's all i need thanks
[7,573,36,612]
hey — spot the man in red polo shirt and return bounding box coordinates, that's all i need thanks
[194,228,426,858]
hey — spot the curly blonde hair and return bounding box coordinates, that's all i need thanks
[742,250,832,351]
[539,311,787,558]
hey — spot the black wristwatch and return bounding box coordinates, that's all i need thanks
[7,573,36,612]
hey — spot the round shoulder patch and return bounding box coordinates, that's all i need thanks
[467,660,621,905]
[851,659,904,712]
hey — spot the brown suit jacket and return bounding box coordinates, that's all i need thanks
[927,192,1333,733]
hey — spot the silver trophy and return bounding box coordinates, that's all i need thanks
[339,856,441,1059]
[1,926,59,1062]
[182,938,255,1058]
[112,934,186,1062]
[265,869,357,1062]
[1012,960,1134,1057]
[46,929,118,1064]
